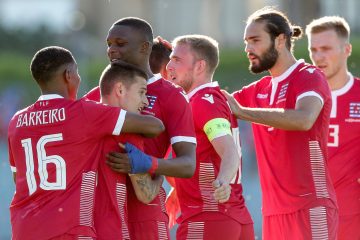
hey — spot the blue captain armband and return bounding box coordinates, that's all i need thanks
[203,118,232,141]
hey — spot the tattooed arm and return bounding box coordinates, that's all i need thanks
[129,173,164,204]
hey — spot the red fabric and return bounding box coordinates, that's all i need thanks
[83,86,101,102]
[233,61,337,216]
[94,134,144,240]
[175,82,253,225]
[165,188,180,229]
[263,206,338,240]
[338,213,360,240]
[127,75,195,226]
[176,212,254,240]
[327,75,360,216]
[8,96,123,240]
[128,220,169,240]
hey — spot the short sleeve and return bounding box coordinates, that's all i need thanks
[192,92,232,141]
[293,67,330,106]
[162,88,196,145]
[81,100,126,137]
[232,81,258,107]
[8,137,16,172]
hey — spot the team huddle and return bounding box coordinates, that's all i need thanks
[7,6,360,240]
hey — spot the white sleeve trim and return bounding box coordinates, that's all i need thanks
[112,109,127,135]
[170,136,197,145]
[296,91,324,106]
[11,166,16,173]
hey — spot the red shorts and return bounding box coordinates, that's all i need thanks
[263,206,338,240]
[177,212,254,240]
[128,221,169,240]
[338,213,360,240]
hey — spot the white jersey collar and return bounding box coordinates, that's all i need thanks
[272,59,304,83]
[147,73,162,85]
[332,72,354,97]
[187,81,219,99]
[38,94,64,101]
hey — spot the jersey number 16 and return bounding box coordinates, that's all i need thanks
[21,133,66,195]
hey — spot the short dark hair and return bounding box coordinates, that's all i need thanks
[150,38,172,74]
[100,61,147,96]
[247,7,303,52]
[30,46,75,84]
[113,17,154,43]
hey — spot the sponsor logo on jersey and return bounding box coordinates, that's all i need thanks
[202,94,214,104]
[256,93,268,99]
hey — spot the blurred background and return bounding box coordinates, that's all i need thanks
[1,0,360,239]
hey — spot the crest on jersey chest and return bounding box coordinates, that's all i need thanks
[275,83,289,104]
[145,95,157,110]
[349,102,360,118]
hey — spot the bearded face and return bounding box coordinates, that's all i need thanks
[249,40,279,74]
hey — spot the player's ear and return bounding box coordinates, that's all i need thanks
[140,41,151,54]
[345,42,352,57]
[63,67,71,84]
[195,59,207,74]
[114,82,124,97]
[275,33,286,49]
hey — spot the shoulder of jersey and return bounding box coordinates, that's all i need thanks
[354,76,360,83]
[157,77,190,102]
[299,64,321,75]
[193,88,223,105]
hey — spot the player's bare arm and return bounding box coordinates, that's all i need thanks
[122,112,165,137]
[211,135,239,203]
[155,142,196,178]
[129,173,163,204]
[222,90,323,131]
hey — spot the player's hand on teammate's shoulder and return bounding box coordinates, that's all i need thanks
[221,90,243,119]
[212,179,231,203]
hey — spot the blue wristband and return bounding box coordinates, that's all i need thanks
[125,143,152,174]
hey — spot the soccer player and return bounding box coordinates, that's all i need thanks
[86,62,164,239]
[221,7,338,240]
[94,17,197,239]
[166,34,254,240]
[306,16,360,240]
[150,36,172,79]
[7,46,164,240]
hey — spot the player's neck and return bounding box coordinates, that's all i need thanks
[187,75,213,94]
[41,85,69,99]
[328,69,350,91]
[269,53,297,78]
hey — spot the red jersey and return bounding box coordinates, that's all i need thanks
[8,94,125,240]
[84,89,145,239]
[94,134,143,240]
[233,60,337,216]
[327,73,360,216]
[127,74,196,223]
[175,82,253,225]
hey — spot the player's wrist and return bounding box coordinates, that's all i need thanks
[148,157,159,175]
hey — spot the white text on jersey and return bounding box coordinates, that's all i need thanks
[16,108,66,128]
